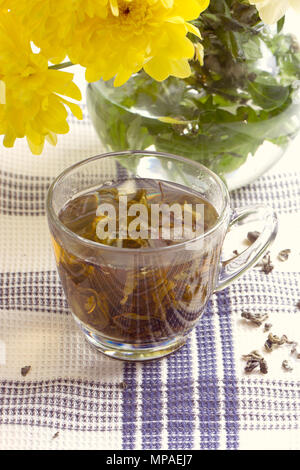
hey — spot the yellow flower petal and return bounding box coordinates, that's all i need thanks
[26,136,45,155]
[45,131,58,146]
[186,22,202,39]
[158,116,191,124]
[194,42,204,65]
[249,0,299,24]
[110,0,119,16]
[59,97,83,120]
[3,129,16,148]
[0,80,6,104]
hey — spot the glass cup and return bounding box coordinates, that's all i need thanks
[46,151,278,361]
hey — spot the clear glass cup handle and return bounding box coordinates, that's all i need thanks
[215,205,278,292]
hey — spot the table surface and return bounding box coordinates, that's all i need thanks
[0,13,300,450]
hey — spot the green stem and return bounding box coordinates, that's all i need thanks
[48,61,74,70]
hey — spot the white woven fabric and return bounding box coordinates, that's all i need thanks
[0,105,300,450]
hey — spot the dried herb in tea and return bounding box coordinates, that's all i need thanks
[55,178,220,345]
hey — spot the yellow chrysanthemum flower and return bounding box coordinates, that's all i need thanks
[69,0,209,86]
[0,12,83,154]
[3,0,127,63]
[2,1,74,63]
[6,0,209,83]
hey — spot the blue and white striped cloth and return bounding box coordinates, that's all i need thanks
[0,108,299,450]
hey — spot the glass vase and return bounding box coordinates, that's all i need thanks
[87,4,300,190]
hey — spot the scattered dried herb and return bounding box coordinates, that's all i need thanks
[296,301,300,310]
[247,231,260,244]
[282,360,293,372]
[289,342,300,359]
[52,432,59,440]
[262,260,274,274]
[264,323,272,332]
[291,342,298,354]
[243,350,268,374]
[241,311,268,326]
[264,333,293,352]
[257,252,274,274]
[233,250,239,256]
[244,360,259,373]
[259,358,268,374]
[21,366,31,377]
[277,249,291,262]
[119,381,128,390]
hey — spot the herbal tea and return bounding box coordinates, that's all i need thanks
[53,178,220,345]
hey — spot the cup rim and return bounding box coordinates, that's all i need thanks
[46,150,230,254]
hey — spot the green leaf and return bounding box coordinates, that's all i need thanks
[247,81,289,110]
[126,117,154,150]
[252,72,278,86]
[243,36,262,60]
[277,16,285,34]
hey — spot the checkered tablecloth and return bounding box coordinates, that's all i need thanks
[0,104,300,450]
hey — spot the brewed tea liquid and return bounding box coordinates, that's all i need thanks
[54,179,220,345]
[59,178,218,248]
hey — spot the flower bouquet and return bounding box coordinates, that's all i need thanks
[0,0,210,154]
